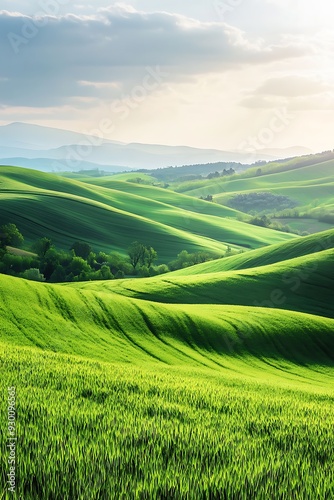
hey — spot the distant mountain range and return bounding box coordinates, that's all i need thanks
[0,122,312,172]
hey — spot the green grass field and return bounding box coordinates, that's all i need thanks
[274,217,333,234]
[1,343,334,499]
[1,268,334,499]
[1,166,333,499]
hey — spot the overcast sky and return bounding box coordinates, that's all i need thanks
[0,1,333,152]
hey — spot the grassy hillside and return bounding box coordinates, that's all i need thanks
[75,176,244,218]
[241,151,334,177]
[274,217,333,235]
[170,229,334,274]
[1,273,334,367]
[215,184,334,213]
[0,166,295,261]
[1,271,334,498]
[180,159,334,203]
[71,248,334,319]
[175,157,334,192]
[174,155,334,225]
[1,243,334,498]
[2,341,334,499]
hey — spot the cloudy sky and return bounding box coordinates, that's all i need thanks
[0,1,333,152]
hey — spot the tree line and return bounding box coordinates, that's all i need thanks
[0,223,223,283]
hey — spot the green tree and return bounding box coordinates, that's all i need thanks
[49,265,67,283]
[33,237,53,258]
[70,241,92,260]
[107,253,132,275]
[0,223,24,248]
[67,257,92,280]
[99,265,114,280]
[40,246,63,280]
[225,245,232,257]
[128,242,146,270]
[0,246,6,260]
[142,246,158,267]
[96,252,109,264]
[249,215,271,228]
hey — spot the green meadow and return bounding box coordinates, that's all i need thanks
[1,269,334,499]
[1,343,334,499]
[0,164,333,499]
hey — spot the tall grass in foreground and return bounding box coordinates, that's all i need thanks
[1,344,333,499]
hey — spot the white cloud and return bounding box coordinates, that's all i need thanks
[254,75,332,97]
[241,73,334,111]
[0,7,307,108]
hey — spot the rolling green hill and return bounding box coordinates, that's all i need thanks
[169,158,334,232]
[180,159,334,207]
[0,166,295,261]
[170,229,334,275]
[71,247,334,319]
[73,156,334,236]
[1,272,334,366]
[74,175,244,218]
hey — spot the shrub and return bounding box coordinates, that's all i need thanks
[139,265,150,278]
[22,268,45,282]
[153,264,170,275]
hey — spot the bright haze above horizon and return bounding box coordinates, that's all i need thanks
[0,1,333,154]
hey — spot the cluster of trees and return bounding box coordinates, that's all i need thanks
[128,177,147,184]
[168,250,221,271]
[0,223,225,283]
[275,208,301,218]
[199,194,213,202]
[136,162,241,182]
[274,209,334,226]
[317,213,334,224]
[0,224,165,282]
[248,215,272,228]
[0,240,125,284]
[249,215,308,235]
[206,168,235,179]
[227,192,298,214]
